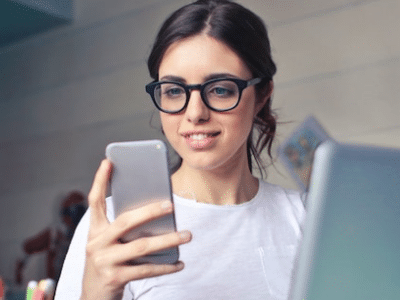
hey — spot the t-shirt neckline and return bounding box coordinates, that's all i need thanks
[172,178,265,210]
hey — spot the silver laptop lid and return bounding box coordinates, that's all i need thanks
[290,140,400,300]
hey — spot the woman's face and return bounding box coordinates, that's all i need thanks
[158,34,266,172]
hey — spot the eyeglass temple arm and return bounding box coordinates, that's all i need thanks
[247,78,263,87]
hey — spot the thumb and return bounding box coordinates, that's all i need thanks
[87,159,112,238]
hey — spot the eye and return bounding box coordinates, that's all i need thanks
[207,84,237,98]
[167,88,184,95]
[214,87,231,96]
[161,84,185,98]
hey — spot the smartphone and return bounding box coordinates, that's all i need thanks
[105,140,179,264]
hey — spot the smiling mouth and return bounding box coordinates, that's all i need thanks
[184,132,220,140]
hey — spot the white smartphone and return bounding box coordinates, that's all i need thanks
[105,140,179,264]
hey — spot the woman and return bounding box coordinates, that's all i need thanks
[55,1,305,299]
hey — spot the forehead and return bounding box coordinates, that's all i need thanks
[158,34,252,81]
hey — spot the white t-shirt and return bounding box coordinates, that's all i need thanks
[55,180,305,300]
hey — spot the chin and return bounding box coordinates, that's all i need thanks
[184,160,219,171]
[183,154,240,172]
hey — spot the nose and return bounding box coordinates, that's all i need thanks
[185,89,210,124]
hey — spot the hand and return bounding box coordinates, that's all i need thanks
[80,160,192,300]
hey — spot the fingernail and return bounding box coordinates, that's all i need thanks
[161,200,173,211]
[179,230,192,242]
[176,261,184,269]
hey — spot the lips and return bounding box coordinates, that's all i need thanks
[181,131,220,149]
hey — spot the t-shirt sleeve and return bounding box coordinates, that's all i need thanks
[54,208,90,299]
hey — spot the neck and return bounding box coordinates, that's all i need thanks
[171,155,259,205]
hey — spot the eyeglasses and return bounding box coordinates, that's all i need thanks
[145,77,264,114]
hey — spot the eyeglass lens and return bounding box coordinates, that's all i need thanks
[154,80,240,112]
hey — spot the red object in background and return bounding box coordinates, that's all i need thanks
[0,276,4,299]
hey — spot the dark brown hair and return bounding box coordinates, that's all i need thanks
[147,0,277,177]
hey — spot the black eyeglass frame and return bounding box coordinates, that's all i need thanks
[145,77,265,114]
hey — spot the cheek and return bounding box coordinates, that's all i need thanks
[160,114,178,140]
[234,97,257,132]
[229,102,258,146]
[223,111,254,148]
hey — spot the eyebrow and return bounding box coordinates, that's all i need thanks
[159,73,238,83]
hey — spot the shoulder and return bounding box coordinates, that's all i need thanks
[258,180,303,202]
[257,180,306,229]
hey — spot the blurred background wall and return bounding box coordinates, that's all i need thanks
[0,0,399,284]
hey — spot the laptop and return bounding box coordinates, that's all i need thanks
[289,140,400,300]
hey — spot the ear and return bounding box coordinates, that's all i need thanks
[254,81,274,116]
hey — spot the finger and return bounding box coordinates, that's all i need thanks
[118,261,185,284]
[110,230,192,265]
[88,159,112,235]
[103,200,174,245]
